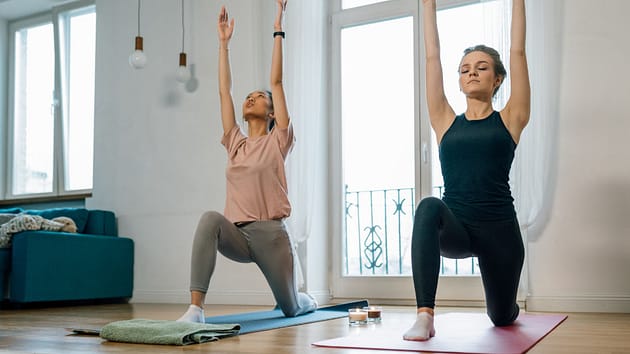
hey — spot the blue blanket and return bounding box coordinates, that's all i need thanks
[205,300,369,334]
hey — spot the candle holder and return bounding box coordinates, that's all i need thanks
[348,308,368,326]
[363,306,382,323]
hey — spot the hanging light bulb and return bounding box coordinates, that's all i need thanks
[129,0,147,69]
[176,0,191,83]
[176,52,191,83]
[129,36,147,69]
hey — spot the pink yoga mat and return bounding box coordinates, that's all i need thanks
[312,312,567,354]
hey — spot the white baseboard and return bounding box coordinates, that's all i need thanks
[364,296,630,313]
[526,295,630,313]
[331,294,630,313]
[131,291,629,313]
[330,297,523,309]
[131,289,332,306]
[307,289,333,305]
[130,289,275,305]
[129,290,187,304]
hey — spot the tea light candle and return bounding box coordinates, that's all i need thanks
[348,308,368,326]
[363,306,382,323]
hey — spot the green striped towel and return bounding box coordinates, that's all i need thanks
[100,319,240,345]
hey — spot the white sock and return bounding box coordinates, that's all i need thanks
[176,304,205,323]
[403,312,435,341]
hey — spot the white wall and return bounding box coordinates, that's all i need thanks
[89,0,306,305]
[0,18,7,199]
[90,0,630,312]
[526,0,630,313]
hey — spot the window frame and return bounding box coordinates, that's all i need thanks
[329,0,431,300]
[3,0,95,202]
[329,0,506,303]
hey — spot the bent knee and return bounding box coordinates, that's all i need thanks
[416,197,443,212]
[490,316,516,327]
[194,211,226,238]
[488,305,519,326]
[280,306,300,318]
[415,197,445,218]
[199,210,224,225]
[279,300,316,318]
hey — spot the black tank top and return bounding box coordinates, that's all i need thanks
[439,111,516,222]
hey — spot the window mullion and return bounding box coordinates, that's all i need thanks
[52,8,64,195]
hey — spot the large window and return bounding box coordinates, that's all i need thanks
[331,0,509,301]
[5,1,95,200]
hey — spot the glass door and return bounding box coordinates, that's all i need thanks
[331,0,426,300]
[331,0,509,303]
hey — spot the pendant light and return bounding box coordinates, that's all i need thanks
[129,0,147,69]
[176,0,191,83]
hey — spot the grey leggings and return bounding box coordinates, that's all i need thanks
[189,211,317,317]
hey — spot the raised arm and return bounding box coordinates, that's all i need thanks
[422,0,455,142]
[501,0,530,142]
[269,0,290,129]
[217,6,236,135]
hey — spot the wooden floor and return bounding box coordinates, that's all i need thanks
[1,302,629,353]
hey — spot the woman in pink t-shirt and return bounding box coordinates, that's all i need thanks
[177,0,317,323]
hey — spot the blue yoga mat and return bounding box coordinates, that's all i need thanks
[204,300,368,334]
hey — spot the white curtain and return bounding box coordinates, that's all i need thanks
[509,0,564,299]
[511,0,564,239]
[283,1,327,288]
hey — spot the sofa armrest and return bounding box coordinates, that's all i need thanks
[10,231,134,303]
[84,210,118,236]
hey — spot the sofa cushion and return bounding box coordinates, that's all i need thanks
[84,210,118,236]
[0,208,23,214]
[24,208,90,234]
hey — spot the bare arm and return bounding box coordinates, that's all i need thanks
[269,0,290,129]
[422,0,455,143]
[217,6,236,135]
[501,0,531,141]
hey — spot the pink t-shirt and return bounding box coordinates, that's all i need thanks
[221,123,295,223]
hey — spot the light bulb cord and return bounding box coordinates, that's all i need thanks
[181,0,185,53]
[136,0,141,36]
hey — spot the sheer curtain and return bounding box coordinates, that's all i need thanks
[511,0,564,238]
[283,1,327,287]
[509,0,564,298]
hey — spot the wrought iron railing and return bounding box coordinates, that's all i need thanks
[344,185,479,276]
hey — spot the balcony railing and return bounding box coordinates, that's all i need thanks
[344,185,479,276]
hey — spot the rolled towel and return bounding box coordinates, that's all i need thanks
[100,319,240,345]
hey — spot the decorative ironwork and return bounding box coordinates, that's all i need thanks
[343,186,479,276]
[363,225,383,271]
[393,198,406,215]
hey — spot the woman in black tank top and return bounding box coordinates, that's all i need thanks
[404,0,531,341]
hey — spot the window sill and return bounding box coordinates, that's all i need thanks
[0,193,92,207]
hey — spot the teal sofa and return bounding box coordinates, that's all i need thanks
[0,208,134,303]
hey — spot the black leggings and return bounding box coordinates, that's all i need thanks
[411,197,524,326]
